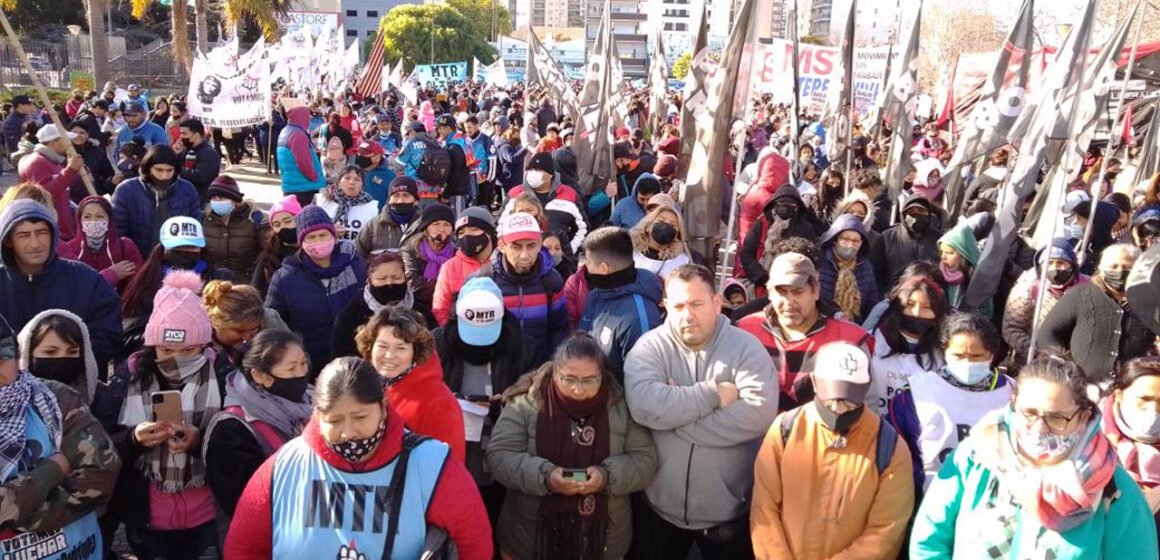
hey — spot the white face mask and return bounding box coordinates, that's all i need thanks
[526,171,547,188]
[81,219,109,239]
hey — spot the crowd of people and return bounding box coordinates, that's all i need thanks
[0,72,1159,560]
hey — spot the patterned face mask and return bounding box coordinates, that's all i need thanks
[328,415,386,463]
[1015,425,1083,463]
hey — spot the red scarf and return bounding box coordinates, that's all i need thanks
[534,376,611,559]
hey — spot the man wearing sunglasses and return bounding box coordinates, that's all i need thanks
[0,200,122,370]
[0,312,121,558]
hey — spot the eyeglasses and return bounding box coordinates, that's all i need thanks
[556,374,602,389]
[1016,406,1087,432]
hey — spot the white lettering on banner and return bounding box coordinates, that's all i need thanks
[187,40,272,128]
[755,40,897,116]
[413,62,468,88]
[277,11,340,39]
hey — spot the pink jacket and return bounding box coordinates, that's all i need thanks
[433,251,486,325]
[17,150,78,240]
[563,264,589,331]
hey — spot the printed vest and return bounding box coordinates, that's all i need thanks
[269,436,448,560]
[867,329,942,415]
[0,409,102,560]
[909,370,1012,489]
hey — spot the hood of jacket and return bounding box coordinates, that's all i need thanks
[0,199,58,269]
[1036,237,1080,270]
[631,172,662,198]
[74,195,124,245]
[938,224,981,268]
[763,182,807,215]
[832,190,877,231]
[1088,200,1121,254]
[18,309,98,404]
[286,106,312,130]
[753,150,791,194]
[912,158,946,189]
[820,213,868,249]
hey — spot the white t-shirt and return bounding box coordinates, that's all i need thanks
[314,196,379,243]
[866,329,943,416]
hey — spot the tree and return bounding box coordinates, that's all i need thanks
[86,0,109,90]
[672,51,692,80]
[379,4,497,70]
[918,1,1004,91]
[220,0,294,39]
[445,0,512,42]
[132,0,192,72]
[799,34,830,45]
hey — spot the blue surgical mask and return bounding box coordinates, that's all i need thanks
[210,200,235,216]
[945,360,993,386]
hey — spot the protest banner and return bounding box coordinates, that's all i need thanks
[277,11,340,38]
[186,41,272,128]
[413,62,469,87]
[754,40,895,116]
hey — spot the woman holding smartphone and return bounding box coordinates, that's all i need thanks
[486,334,658,560]
[108,270,230,560]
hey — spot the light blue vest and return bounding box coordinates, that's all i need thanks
[0,409,102,560]
[269,435,449,559]
[277,125,326,194]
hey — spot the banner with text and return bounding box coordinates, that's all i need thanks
[755,40,897,116]
[413,62,469,87]
[187,41,271,128]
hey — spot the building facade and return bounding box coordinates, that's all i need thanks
[586,0,649,78]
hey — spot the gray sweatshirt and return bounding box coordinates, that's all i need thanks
[624,315,778,530]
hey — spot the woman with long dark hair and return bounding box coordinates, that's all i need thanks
[252,195,301,296]
[865,273,948,415]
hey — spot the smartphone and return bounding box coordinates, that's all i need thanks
[151,390,183,426]
[562,468,588,483]
[463,394,491,403]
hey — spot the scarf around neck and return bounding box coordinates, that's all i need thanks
[1104,397,1160,489]
[327,183,374,225]
[119,349,222,493]
[833,253,861,321]
[222,370,313,440]
[418,237,455,281]
[535,375,611,560]
[978,408,1116,543]
[33,144,65,164]
[0,371,62,482]
[363,283,414,314]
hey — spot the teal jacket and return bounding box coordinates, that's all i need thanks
[911,434,1158,559]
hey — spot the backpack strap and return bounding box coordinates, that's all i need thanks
[875,417,898,475]
[382,432,432,558]
[779,406,805,447]
[205,406,283,458]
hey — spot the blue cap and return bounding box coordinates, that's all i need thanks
[456,277,504,346]
[124,100,147,114]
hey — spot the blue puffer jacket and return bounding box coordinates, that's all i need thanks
[817,214,880,322]
[477,248,568,364]
[578,268,663,379]
[0,200,123,369]
[264,240,367,375]
[276,107,326,195]
[111,176,203,256]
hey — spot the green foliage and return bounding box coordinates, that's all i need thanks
[445,0,512,42]
[2,87,71,108]
[799,34,830,46]
[379,4,497,70]
[672,51,692,80]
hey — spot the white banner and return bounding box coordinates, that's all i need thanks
[755,40,897,116]
[277,11,340,38]
[485,60,508,87]
[187,40,272,128]
[413,62,468,87]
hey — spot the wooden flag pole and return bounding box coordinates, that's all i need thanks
[0,9,97,197]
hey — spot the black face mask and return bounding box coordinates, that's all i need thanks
[180,138,195,149]
[370,283,408,304]
[388,203,416,218]
[31,356,83,385]
[650,222,678,245]
[265,375,309,403]
[355,155,374,168]
[904,214,931,235]
[164,249,201,270]
[458,233,490,257]
[277,227,300,246]
[814,402,865,436]
[585,266,637,290]
[899,315,938,338]
[773,205,798,221]
[1046,267,1074,286]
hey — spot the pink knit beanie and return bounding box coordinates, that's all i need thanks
[269,195,303,222]
[144,270,212,347]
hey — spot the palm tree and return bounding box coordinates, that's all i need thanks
[86,0,110,88]
[220,0,294,39]
[132,0,192,73]
[131,0,292,74]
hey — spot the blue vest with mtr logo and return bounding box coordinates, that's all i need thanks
[269,435,449,560]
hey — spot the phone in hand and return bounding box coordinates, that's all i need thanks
[562,468,588,483]
[151,390,182,426]
[463,393,491,404]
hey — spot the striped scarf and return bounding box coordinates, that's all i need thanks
[0,371,62,482]
[326,183,374,225]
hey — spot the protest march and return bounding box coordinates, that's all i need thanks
[6,0,1160,557]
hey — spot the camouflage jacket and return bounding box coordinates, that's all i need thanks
[0,379,122,533]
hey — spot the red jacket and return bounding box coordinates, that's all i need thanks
[58,196,143,292]
[563,264,589,331]
[17,150,79,240]
[738,150,791,245]
[506,183,580,204]
[386,354,466,462]
[433,251,486,325]
[736,309,872,409]
[224,400,492,560]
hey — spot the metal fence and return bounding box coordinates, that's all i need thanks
[0,37,191,92]
[0,39,71,89]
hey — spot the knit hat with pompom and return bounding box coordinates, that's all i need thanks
[144,270,212,347]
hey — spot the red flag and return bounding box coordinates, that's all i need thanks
[937,55,958,137]
[357,34,386,99]
[1120,101,1135,146]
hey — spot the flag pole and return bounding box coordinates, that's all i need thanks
[720,125,749,293]
[0,9,97,197]
[1077,0,1145,267]
[788,0,802,185]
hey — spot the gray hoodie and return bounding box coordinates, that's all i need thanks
[18,308,99,404]
[624,314,778,530]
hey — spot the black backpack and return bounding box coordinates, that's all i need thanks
[779,405,897,475]
[417,138,451,186]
